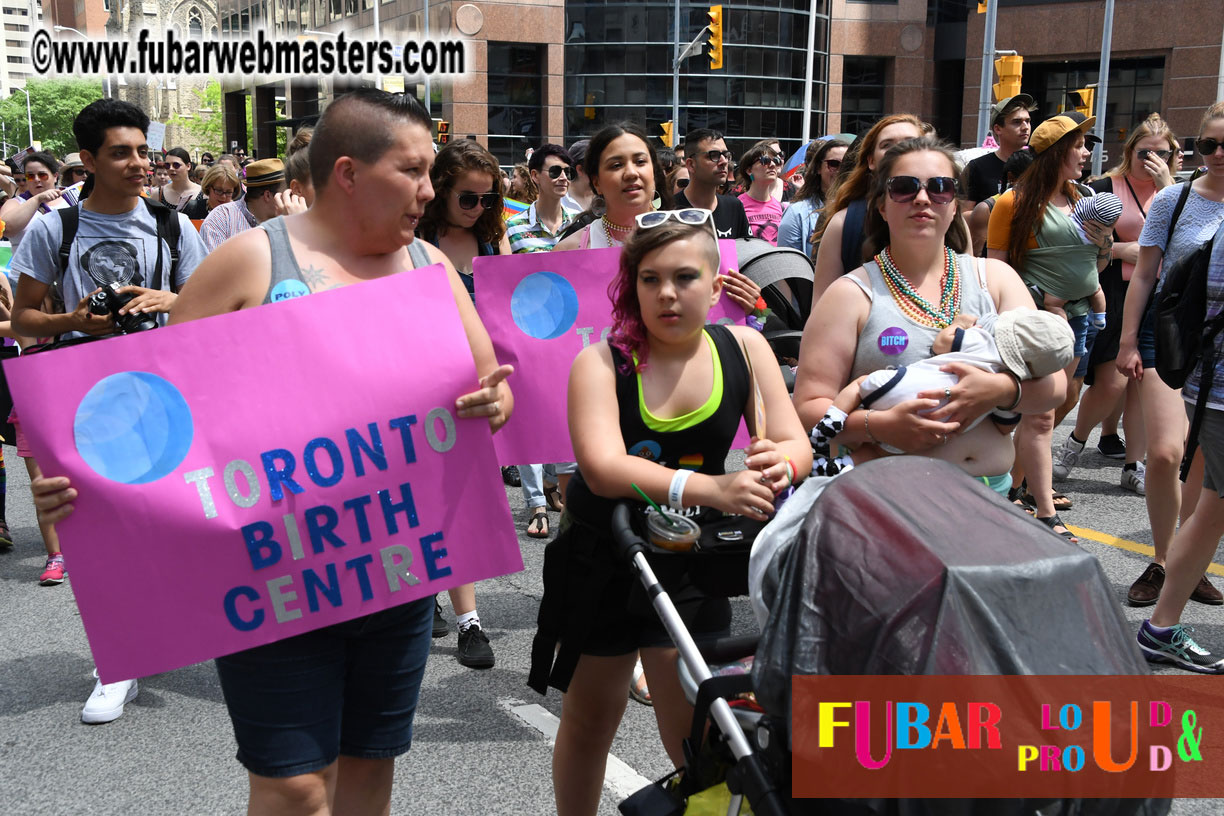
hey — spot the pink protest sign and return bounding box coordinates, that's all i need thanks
[475,241,747,465]
[5,266,523,682]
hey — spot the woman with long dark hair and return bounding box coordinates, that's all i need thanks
[795,136,1064,490]
[417,139,510,300]
[778,138,850,257]
[811,114,926,298]
[1052,114,1181,518]
[417,138,509,669]
[1117,102,1224,613]
[986,113,1112,541]
[158,147,200,211]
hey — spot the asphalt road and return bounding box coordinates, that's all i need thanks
[1,414,1222,815]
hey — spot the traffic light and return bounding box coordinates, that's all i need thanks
[1074,87,1095,118]
[436,119,451,145]
[992,54,1023,101]
[661,121,674,148]
[707,5,723,71]
[977,0,987,12]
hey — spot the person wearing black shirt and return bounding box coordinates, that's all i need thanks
[965,94,1036,204]
[674,128,750,239]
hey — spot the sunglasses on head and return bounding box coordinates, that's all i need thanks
[546,165,575,180]
[1196,138,1224,156]
[885,176,959,205]
[456,191,501,210]
[755,155,781,167]
[635,207,717,241]
[701,149,734,163]
[1137,149,1173,161]
[824,158,842,170]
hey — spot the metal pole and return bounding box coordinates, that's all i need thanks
[1218,21,1224,101]
[672,0,680,144]
[423,0,430,114]
[1092,0,1114,176]
[801,0,818,141]
[975,0,999,147]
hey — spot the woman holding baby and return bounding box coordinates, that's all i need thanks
[986,113,1113,541]
[794,136,1066,505]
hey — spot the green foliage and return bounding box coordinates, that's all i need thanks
[170,79,287,158]
[0,78,104,158]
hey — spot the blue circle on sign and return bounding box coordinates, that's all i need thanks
[74,372,194,485]
[511,272,580,340]
[270,279,311,302]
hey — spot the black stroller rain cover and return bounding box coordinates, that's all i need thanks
[752,456,1169,816]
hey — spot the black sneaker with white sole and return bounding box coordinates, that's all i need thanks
[1137,620,1224,674]
[433,598,449,639]
[1097,433,1127,460]
[457,623,495,669]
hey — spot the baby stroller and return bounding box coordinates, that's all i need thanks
[734,238,814,390]
[617,456,1172,816]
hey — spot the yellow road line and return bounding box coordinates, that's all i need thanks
[1067,525,1224,577]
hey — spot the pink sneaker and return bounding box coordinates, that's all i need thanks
[39,554,65,586]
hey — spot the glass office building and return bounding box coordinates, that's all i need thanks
[562,0,829,156]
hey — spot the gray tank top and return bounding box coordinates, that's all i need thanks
[259,216,433,304]
[849,252,997,378]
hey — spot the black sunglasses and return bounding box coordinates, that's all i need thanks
[885,176,959,205]
[1196,138,1224,156]
[546,165,575,180]
[676,178,690,190]
[824,158,842,170]
[456,191,501,210]
[701,149,734,163]
[755,155,782,167]
[1137,149,1173,161]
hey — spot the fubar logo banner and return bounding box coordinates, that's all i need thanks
[792,676,1220,798]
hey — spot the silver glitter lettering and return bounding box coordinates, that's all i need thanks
[600,326,612,342]
[267,575,302,623]
[184,467,217,519]
[425,407,457,453]
[224,459,261,509]
[380,544,421,592]
[714,317,734,326]
[575,326,594,348]
[284,513,305,561]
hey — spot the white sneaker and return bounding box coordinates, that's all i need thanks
[1121,462,1146,496]
[81,671,138,724]
[1052,435,1085,481]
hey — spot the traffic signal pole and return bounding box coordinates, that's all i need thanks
[975,0,999,147]
[1091,0,1115,176]
[672,0,681,147]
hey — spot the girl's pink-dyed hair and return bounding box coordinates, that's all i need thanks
[607,220,720,373]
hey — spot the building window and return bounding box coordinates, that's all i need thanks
[1025,56,1165,140]
[841,56,887,137]
[189,7,203,38]
[487,42,545,167]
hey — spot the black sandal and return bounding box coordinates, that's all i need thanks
[544,484,564,513]
[0,520,10,549]
[1037,514,1078,544]
[526,512,550,539]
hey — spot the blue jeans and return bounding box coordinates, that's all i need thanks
[520,464,558,507]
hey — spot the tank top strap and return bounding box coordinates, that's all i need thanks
[259,217,309,305]
[407,239,431,269]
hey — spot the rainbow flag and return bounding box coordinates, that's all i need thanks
[503,197,529,219]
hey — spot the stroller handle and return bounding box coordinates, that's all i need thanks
[611,502,649,565]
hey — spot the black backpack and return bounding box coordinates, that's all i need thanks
[1150,174,1224,479]
[56,197,183,293]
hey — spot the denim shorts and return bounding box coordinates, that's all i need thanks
[1138,296,1158,370]
[1069,314,1092,379]
[214,596,434,778]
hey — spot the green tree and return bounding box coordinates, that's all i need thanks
[170,79,286,158]
[0,78,104,158]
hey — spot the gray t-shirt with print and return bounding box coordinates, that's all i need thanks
[11,201,206,334]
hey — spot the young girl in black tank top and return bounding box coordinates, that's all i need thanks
[529,214,811,816]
